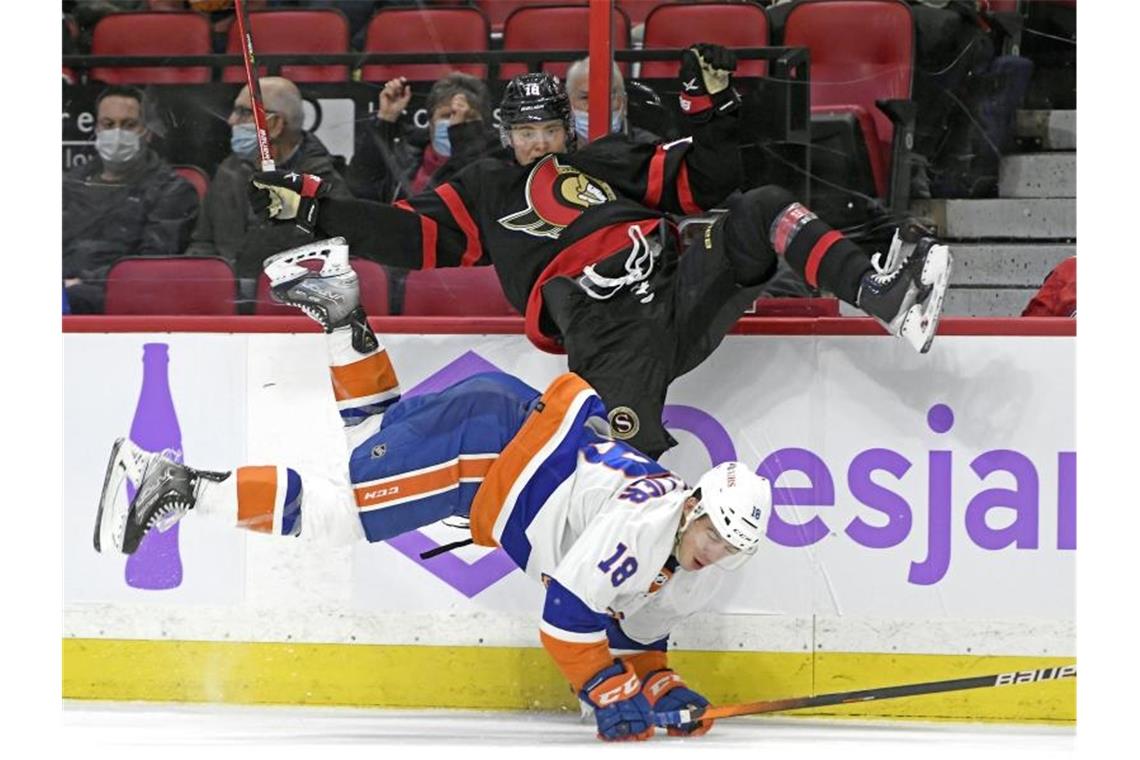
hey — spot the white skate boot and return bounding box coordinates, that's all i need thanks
[93,438,230,555]
[262,236,378,353]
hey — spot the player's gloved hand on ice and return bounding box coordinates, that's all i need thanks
[249,170,327,235]
[579,660,656,742]
[642,668,714,737]
[678,42,740,118]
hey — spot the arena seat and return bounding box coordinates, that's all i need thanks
[402,267,517,317]
[640,2,769,79]
[361,8,490,82]
[499,5,631,80]
[617,0,662,28]
[476,0,562,35]
[172,165,210,202]
[104,256,237,315]
[90,12,212,84]
[222,9,350,83]
[252,258,390,317]
[783,0,915,199]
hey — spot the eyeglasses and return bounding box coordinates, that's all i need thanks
[230,106,277,122]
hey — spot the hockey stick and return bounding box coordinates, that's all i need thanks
[233,0,275,171]
[652,663,1076,728]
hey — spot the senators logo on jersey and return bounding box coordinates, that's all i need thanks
[498,155,617,239]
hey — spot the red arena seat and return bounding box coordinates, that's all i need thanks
[253,258,390,317]
[104,257,237,315]
[361,8,490,82]
[476,0,561,34]
[172,165,209,202]
[783,0,915,199]
[402,267,518,317]
[640,2,769,79]
[499,5,631,80]
[222,9,350,83]
[90,12,212,84]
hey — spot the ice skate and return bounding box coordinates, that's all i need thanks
[857,234,952,354]
[93,437,230,555]
[262,237,360,332]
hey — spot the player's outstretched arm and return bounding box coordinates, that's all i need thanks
[248,171,471,270]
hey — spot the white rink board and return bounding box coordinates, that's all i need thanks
[62,331,1075,655]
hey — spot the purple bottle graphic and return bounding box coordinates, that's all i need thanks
[124,343,184,590]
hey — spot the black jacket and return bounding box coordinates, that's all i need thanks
[62,148,198,280]
[187,132,352,279]
[346,117,502,203]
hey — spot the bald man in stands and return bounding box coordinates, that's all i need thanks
[187,77,352,299]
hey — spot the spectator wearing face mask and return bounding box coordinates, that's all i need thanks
[345,72,501,203]
[186,76,352,289]
[63,85,199,314]
[564,58,659,146]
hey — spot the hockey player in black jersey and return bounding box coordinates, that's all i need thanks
[249,44,952,459]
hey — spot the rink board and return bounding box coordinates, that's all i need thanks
[61,317,1076,722]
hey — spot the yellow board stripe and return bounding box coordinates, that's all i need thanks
[62,639,1074,723]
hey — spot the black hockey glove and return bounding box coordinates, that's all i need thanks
[249,170,328,235]
[678,43,741,119]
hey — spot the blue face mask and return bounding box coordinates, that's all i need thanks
[230,122,260,160]
[432,119,452,158]
[572,110,624,141]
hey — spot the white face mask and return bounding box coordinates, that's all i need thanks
[95,128,143,166]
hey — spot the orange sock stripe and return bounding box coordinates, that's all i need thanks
[469,373,593,547]
[236,466,277,534]
[540,631,615,692]
[355,456,496,510]
[621,650,669,680]
[329,350,398,403]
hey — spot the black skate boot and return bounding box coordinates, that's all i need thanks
[93,438,230,555]
[857,231,952,354]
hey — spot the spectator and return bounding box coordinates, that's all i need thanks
[63,85,199,314]
[69,0,145,53]
[1022,256,1075,317]
[564,57,659,145]
[345,72,500,204]
[186,76,352,289]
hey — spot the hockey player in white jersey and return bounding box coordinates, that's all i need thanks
[93,238,772,742]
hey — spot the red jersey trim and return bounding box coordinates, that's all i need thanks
[642,147,667,209]
[524,218,663,354]
[434,183,484,266]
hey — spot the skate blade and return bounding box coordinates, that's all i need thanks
[263,237,350,285]
[93,438,128,554]
[902,246,952,354]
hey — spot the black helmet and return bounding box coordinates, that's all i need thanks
[498,72,576,151]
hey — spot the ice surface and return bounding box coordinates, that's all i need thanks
[61,701,1074,759]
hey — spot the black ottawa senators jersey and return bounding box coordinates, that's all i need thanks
[317,116,743,352]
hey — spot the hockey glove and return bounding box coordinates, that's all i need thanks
[249,170,327,235]
[678,43,741,118]
[579,660,656,742]
[642,668,714,737]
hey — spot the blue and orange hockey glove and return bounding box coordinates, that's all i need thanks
[578,660,656,742]
[642,668,714,737]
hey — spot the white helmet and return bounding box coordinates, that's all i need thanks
[685,461,771,569]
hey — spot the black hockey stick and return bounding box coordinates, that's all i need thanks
[652,663,1076,728]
